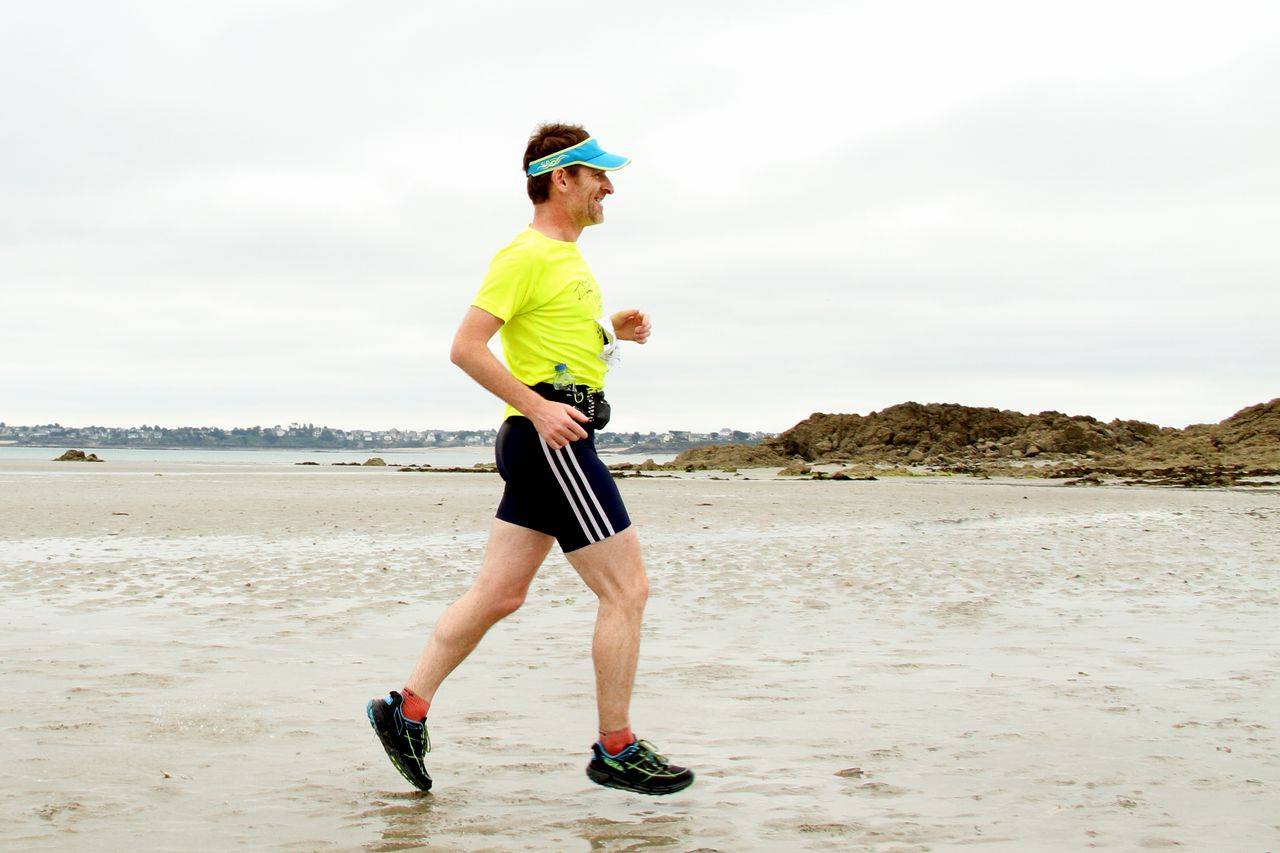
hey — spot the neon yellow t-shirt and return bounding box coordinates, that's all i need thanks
[471,227,611,419]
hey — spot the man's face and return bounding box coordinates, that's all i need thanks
[561,166,614,227]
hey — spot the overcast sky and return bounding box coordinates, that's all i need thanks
[2,2,1277,433]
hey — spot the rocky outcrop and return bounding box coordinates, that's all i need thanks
[1091,398,1280,471]
[53,449,102,462]
[810,467,878,481]
[672,398,1280,486]
[766,402,1163,465]
[669,444,789,471]
[1036,398,1280,485]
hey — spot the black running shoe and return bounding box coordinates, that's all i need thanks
[366,691,432,791]
[586,739,694,795]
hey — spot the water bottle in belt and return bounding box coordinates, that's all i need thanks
[551,363,576,391]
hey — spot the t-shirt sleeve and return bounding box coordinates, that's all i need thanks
[471,244,536,322]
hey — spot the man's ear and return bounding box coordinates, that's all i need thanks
[550,168,570,194]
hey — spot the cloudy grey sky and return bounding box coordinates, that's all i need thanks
[3,1,1277,433]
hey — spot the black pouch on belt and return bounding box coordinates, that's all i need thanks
[532,383,611,431]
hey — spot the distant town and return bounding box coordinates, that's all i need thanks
[0,422,770,454]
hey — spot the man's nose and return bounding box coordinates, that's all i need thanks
[601,176,614,194]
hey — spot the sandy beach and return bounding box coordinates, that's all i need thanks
[1,459,1277,851]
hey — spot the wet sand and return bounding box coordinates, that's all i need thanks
[1,460,1277,851]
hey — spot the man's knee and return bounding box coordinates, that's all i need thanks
[483,589,527,622]
[610,572,648,614]
[631,573,649,611]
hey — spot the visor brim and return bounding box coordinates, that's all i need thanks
[580,151,631,171]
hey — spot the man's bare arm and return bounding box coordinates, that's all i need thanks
[450,306,588,449]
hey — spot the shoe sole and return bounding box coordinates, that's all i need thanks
[586,765,694,796]
[366,700,433,792]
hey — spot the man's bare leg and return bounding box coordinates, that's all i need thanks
[571,526,691,795]
[405,518,554,701]
[564,526,648,732]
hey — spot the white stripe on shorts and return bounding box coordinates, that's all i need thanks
[559,444,616,537]
[538,435,599,543]
[548,441,606,541]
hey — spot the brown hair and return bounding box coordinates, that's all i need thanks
[524,122,590,203]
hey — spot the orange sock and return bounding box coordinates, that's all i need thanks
[599,726,634,755]
[401,688,430,722]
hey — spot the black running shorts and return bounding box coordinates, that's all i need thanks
[494,416,631,553]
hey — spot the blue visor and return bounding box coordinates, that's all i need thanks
[526,137,631,177]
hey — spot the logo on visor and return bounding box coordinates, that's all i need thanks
[537,155,567,171]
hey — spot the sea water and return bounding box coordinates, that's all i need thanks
[0,445,677,467]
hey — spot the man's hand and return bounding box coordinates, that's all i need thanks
[610,309,652,344]
[528,399,590,450]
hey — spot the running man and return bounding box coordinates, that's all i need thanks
[367,123,694,796]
